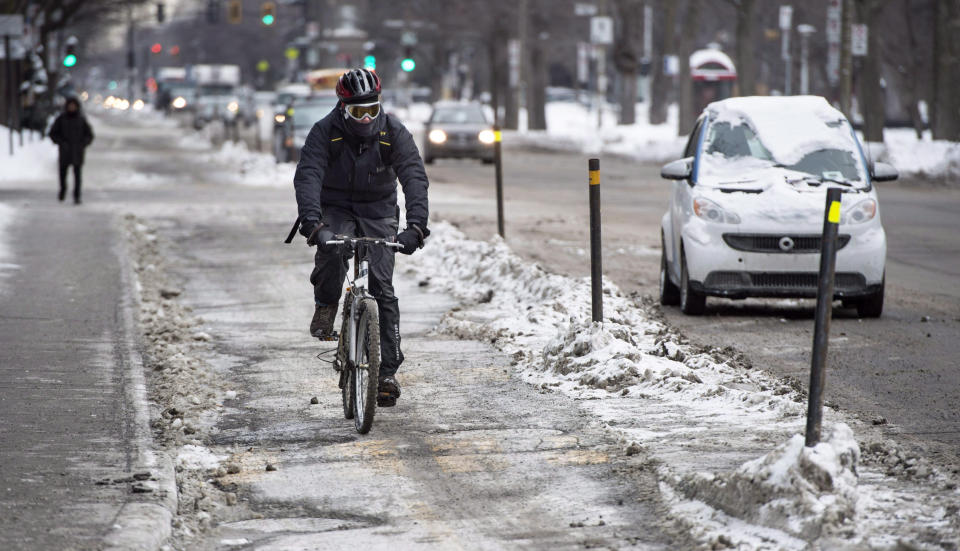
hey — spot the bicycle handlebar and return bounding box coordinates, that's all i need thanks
[324,235,403,249]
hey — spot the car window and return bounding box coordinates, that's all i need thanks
[704,120,774,161]
[789,149,862,181]
[683,118,704,158]
[431,107,486,124]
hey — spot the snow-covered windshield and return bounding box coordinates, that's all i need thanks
[702,118,864,183]
[698,97,867,187]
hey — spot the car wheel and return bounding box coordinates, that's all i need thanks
[856,274,884,318]
[679,246,706,315]
[659,235,680,306]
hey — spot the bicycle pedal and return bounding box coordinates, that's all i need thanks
[314,331,339,342]
[376,394,397,407]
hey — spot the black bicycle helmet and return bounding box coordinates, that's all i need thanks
[335,68,381,104]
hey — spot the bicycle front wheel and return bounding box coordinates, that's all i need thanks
[338,303,354,420]
[353,298,381,434]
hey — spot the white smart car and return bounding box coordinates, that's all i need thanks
[659,96,898,317]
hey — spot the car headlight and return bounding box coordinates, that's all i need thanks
[693,197,741,224]
[428,129,447,144]
[227,101,239,113]
[132,99,145,111]
[172,96,187,109]
[274,114,286,124]
[842,198,877,225]
[478,129,495,144]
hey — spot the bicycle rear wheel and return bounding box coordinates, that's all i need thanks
[353,298,381,434]
[338,303,354,420]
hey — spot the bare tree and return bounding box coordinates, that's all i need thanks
[677,0,701,134]
[721,0,756,96]
[855,0,886,142]
[932,0,960,140]
[649,0,677,125]
[613,0,643,124]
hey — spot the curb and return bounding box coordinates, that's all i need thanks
[102,225,179,550]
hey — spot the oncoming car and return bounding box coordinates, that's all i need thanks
[423,101,495,164]
[273,94,339,163]
[658,96,898,317]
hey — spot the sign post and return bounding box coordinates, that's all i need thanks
[779,5,793,95]
[0,15,25,156]
[590,16,612,129]
[851,24,868,57]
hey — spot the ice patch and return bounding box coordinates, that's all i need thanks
[177,444,226,471]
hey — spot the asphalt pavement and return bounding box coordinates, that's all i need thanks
[426,150,960,467]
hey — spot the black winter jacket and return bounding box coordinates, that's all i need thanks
[49,110,94,166]
[293,108,429,234]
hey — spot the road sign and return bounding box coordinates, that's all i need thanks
[401,31,417,46]
[590,16,613,45]
[0,15,23,37]
[779,5,793,31]
[851,24,868,56]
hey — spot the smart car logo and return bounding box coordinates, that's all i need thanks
[779,236,795,252]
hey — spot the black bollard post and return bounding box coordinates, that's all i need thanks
[589,158,602,323]
[805,187,843,447]
[494,125,504,238]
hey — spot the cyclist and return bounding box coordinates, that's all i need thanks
[289,68,430,406]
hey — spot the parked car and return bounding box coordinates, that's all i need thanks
[273,94,339,163]
[658,95,898,317]
[423,101,495,164]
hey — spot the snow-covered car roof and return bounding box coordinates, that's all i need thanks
[705,95,857,166]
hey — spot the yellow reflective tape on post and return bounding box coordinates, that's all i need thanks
[828,201,841,224]
[589,170,600,186]
[494,131,502,143]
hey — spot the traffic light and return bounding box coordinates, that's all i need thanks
[156,2,165,23]
[400,47,415,72]
[363,55,376,70]
[150,42,163,54]
[63,39,77,67]
[227,0,242,24]
[261,2,276,25]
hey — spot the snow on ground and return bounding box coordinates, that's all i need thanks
[0,202,18,291]
[202,141,295,188]
[0,125,58,183]
[400,221,960,550]
[876,128,960,181]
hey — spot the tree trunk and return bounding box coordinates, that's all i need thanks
[734,0,756,95]
[932,0,960,140]
[677,0,701,136]
[526,40,547,130]
[856,0,884,143]
[614,0,643,125]
[649,0,676,125]
[840,0,854,117]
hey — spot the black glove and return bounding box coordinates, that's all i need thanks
[396,224,427,255]
[306,223,335,247]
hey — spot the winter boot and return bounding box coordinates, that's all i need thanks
[310,304,338,340]
[377,375,400,407]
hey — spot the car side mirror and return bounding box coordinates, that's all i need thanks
[661,158,693,180]
[870,162,898,182]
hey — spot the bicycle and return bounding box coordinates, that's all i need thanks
[322,235,402,434]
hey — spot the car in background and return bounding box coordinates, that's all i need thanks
[423,101,495,164]
[273,94,339,163]
[658,95,897,317]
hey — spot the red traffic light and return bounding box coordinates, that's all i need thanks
[169,45,180,55]
[150,43,162,54]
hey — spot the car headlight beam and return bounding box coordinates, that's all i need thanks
[692,197,741,224]
[172,96,187,109]
[478,129,495,144]
[428,129,447,144]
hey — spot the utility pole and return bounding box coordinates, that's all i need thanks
[797,24,816,95]
[518,0,528,128]
[779,5,793,95]
[839,0,853,116]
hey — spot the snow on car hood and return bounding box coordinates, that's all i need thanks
[706,95,861,168]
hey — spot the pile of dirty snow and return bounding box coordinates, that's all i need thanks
[879,128,960,181]
[203,141,295,188]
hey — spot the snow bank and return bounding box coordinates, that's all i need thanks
[677,424,860,540]
[177,444,227,471]
[203,141,295,188]
[0,125,58,183]
[880,129,960,181]
[508,102,686,163]
[402,221,958,548]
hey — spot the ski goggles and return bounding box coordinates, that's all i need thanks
[343,101,381,121]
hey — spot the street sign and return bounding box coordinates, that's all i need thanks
[590,16,613,45]
[0,15,24,37]
[826,0,842,85]
[663,54,679,77]
[401,31,417,46]
[577,42,589,84]
[779,5,793,31]
[508,39,520,88]
[851,24,868,56]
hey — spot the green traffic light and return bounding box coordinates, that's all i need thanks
[261,14,274,25]
[401,58,415,72]
[364,55,376,69]
[63,54,77,67]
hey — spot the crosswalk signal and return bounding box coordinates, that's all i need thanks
[227,0,242,24]
[260,2,276,25]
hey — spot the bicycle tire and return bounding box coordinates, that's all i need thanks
[353,298,381,434]
[338,300,354,420]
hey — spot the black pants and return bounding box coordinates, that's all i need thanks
[58,162,82,201]
[311,207,403,376]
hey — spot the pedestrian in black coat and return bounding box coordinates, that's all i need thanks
[48,97,94,204]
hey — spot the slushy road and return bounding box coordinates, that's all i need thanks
[427,149,960,467]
